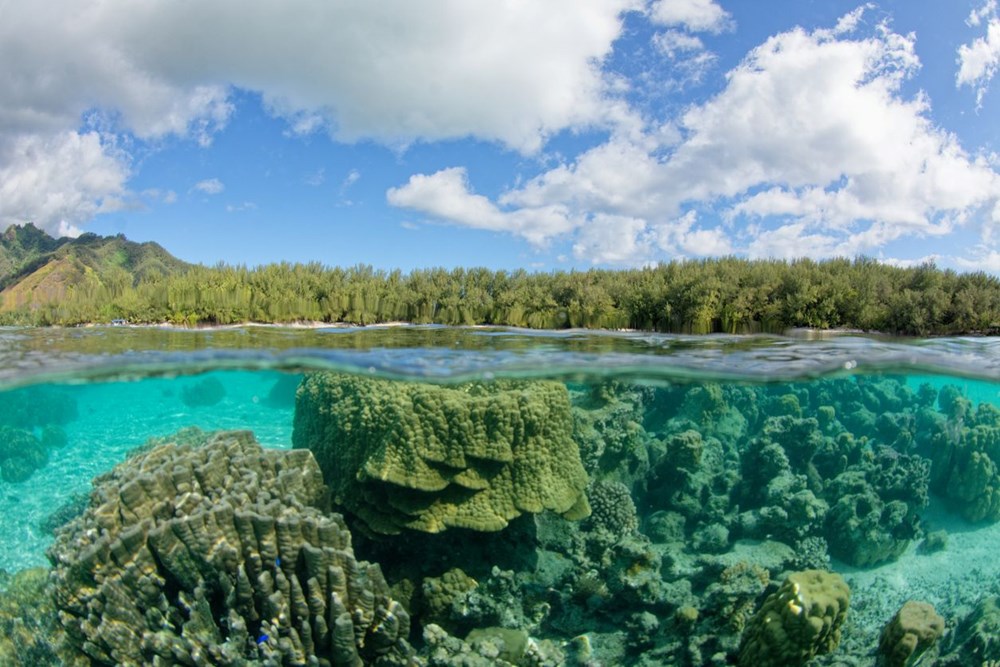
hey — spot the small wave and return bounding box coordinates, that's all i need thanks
[2,325,1000,389]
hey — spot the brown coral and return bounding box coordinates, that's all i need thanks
[877,600,944,667]
[736,569,850,667]
[47,430,411,666]
[293,374,590,534]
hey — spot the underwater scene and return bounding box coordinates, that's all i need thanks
[1,326,1000,666]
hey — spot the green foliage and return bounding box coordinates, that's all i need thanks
[3,224,1000,334]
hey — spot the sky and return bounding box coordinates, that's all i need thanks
[1,1,1000,273]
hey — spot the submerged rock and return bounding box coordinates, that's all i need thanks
[47,429,412,666]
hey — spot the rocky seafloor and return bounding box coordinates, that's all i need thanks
[1,372,999,666]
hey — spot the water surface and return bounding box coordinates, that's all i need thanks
[1,325,998,665]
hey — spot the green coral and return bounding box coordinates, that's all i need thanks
[926,402,1000,522]
[736,569,850,667]
[293,374,590,534]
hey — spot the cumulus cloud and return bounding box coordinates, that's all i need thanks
[386,167,578,246]
[573,214,652,264]
[0,131,128,235]
[957,0,1000,106]
[193,178,225,195]
[1,0,638,235]
[391,8,1000,265]
[649,0,732,33]
[106,0,634,152]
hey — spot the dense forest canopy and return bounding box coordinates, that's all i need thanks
[1,225,999,335]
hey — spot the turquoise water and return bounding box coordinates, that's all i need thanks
[2,325,1000,665]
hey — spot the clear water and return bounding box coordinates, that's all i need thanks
[2,325,999,665]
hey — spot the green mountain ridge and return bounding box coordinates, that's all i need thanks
[0,224,190,312]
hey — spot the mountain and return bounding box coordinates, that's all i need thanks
[0,224,190,312]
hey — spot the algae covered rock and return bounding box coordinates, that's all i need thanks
[736,569,850,667]
[48,429,412,666]
[877,600,945,667]
[293,373,590,534]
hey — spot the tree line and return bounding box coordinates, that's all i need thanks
[2,257,999,335]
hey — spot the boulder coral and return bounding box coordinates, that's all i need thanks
[736,569,850,667]
[293,374,590,534]
[47,430,412,666]
[877,600,945,667]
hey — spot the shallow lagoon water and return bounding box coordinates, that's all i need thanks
[1,325,1000,665]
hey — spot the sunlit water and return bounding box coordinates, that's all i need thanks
[2,325,999,665]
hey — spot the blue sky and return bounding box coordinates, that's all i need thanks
[2,1,999,272]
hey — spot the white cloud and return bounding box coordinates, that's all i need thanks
[572,214,652,264]
[649,0,732,33]
[193,178,225,195]
[103,0,635,153]
[878,253,942,269]
[0,0,639,235]
[957,1,1000,106]
[655,210,733,256]
[305,169,326,187]
[0,131,128,236]
[653,30,705,56]
[226,201,257,213]
[342,169,361,190]
[386,167,578,246]
[956,248,1000,271]
[392,9,1000,265]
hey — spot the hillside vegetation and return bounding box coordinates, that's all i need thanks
[2,224,999,335]
[0,224,189,314]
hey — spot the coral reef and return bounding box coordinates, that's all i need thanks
[180,375,227,407]
[584,480,638,539]
[47,429,413,666]
[266,373,303,408]
[293,374,590,534]
[877,600,945,667]
[938,596,1000,665]
[420,623,565,666]
[925,400,1000,522]
[736,569,850,667]
[420,567,480,632]
[0,425,49,483]
[0,385,78,429]
[0,568,72,666]
[570,382,653,483]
